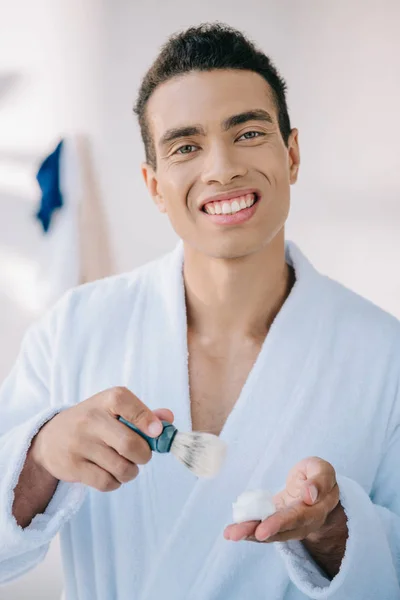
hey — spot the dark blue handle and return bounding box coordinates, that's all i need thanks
[118,418,177,453]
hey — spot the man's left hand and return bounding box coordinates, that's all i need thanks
[224,457,348,578]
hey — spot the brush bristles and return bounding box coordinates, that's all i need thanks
[170,431,227,478]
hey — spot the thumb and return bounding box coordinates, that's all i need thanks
[153,408,174,424]
[285,468,308,499]
[285,458,327,505]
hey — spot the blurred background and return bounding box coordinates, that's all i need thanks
[1,0,399,598]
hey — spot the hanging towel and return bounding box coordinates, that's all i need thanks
[35,140,64,233]
[32,136,115,312]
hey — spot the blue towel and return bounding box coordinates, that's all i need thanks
[35,140,64,233]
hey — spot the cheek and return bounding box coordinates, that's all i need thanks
[256,144,290,183]
[159,165,196,211]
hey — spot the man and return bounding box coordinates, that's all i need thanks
[0,23,399,600]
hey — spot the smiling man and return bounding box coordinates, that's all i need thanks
[1,23,400,600]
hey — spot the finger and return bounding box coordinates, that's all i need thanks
[153,408,174,423]
[94,415,153,464]
[301,473,338,507]
[79,460,121,492]
[254,501,305,541]
[321,484,340,515]
[284,467,308,500]
[84,441,139,484]
[260,526,312,543]
[302,483,320,506]
[302,458,337,500]
[255,490,337,542]
[272,489,294,511]
[286,458,337,505]
[303,457,336,481]
[106,387,163,437]
[224,521,259,542]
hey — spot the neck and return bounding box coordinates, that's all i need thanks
[183,233,294,343]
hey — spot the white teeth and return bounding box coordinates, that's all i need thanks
[230,200,240,214]
[207,204,216,215]
[245,193,255,208]
[203,193,257,215]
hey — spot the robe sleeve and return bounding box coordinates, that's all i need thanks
[0,308,86,585]
[276,420,400,599]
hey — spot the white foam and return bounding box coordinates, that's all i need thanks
[232,490,276,523]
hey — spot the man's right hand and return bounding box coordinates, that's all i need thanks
[30,387,174,492]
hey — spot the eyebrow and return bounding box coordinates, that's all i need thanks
[158,109,274,148]
[222,109,274,130]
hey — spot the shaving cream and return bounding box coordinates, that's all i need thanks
[232,490,276,523]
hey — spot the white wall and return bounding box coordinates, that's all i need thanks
[1,0,399,598]
[102,0,400,314]
[0,1,108,598]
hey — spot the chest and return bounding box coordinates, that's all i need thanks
[188,335,264,435]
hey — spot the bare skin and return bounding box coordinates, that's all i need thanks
[14,68,348,578]
[224,457,348,579]
[187,238,295,435]
[142,69,347,576]
[12,388,173,528]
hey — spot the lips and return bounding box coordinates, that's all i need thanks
[200,189,261,212]
[203,193,257,215]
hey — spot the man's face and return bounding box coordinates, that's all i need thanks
[142,69,300,259]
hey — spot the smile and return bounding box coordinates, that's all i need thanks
[202,193,257,215]
[200,192,260,226]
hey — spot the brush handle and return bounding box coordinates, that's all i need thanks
[118,417,178,453]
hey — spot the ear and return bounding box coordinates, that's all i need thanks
[288,128,300,185]
[141,162,167,213]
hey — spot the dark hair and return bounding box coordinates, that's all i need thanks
[133,22,291,169]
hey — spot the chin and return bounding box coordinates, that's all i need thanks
[181,224,284,260]
[199,237,267,261]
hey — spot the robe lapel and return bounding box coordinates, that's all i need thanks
[139,241,331,599]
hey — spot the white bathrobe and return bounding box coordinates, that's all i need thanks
[0,241,399,600]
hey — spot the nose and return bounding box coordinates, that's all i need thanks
[201,143,248,185]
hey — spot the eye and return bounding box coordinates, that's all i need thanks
[237,131,265,141]
[174,144,198,155]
